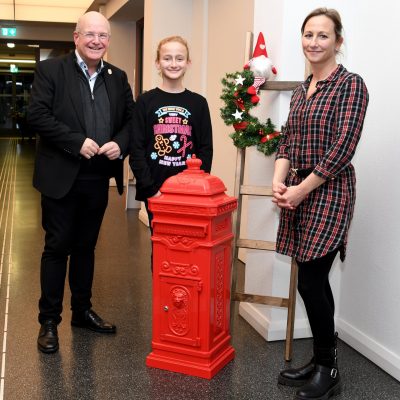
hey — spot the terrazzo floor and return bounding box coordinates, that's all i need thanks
[0,138,399,400]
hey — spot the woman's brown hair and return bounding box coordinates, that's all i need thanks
[301,8,343,40]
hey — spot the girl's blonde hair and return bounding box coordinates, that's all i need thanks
[156,36,191,62]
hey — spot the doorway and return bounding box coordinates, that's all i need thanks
[0,40,74,138]
[0,41,35,137]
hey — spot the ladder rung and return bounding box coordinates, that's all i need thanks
[237,239,276,251]
[240,185,273,196]
[260,81,302,91]
[233,292,289,307]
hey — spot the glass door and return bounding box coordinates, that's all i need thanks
[0,40,73,138]
[0,72,16,135]
[0,71,33,137]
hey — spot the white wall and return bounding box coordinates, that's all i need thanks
[205,0,254,196]
[106,21,136,88]
[333,1,400,381]
[243,0,400,381]
[142,0,194,92]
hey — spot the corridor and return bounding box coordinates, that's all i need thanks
[0,138,399,400]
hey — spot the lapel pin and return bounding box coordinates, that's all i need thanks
[108,69,112,75]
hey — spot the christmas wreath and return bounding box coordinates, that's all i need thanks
[220,69,281,156]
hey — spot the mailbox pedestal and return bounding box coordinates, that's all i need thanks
[146,157,237,379]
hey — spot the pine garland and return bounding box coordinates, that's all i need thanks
[220,69,281,156]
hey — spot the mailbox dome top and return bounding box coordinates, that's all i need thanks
[161,155,226,196]
[186,156,202,170]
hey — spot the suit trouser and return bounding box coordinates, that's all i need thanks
[39,178,109,324]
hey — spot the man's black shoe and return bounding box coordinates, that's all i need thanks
[37,319,59,353]
[71,309,116,333]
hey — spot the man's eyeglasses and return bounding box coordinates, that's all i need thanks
[78,32,110,41]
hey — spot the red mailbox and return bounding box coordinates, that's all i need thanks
[146,156,237,379]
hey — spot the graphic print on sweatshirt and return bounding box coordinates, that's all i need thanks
[150,105,193,167]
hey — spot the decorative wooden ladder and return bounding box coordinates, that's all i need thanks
[230,75,301,361]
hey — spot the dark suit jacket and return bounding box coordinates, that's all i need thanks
[28,52,134,199]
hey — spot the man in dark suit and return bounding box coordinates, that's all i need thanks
[28,11,134,354]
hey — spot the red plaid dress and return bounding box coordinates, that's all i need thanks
[276,65,369,262]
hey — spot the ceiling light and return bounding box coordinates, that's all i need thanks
[0,59,36,64]
[7,43,15,48]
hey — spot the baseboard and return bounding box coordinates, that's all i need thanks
[336,317,400,381]
[138,208,149,227]
[239,304,400,381]
[125,185,141,210]
[238,302,312,341]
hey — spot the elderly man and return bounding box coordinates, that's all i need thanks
[28,11,134,353]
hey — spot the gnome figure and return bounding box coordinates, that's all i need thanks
[244,32,277,104]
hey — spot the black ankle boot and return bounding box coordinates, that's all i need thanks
[295,346,340,400]
[278,357,315,387]
[295,364,340,399]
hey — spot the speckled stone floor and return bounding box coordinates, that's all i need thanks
[1,138,400,400]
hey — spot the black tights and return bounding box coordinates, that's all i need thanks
[296,248,340,349]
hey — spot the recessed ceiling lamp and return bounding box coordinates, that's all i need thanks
[0,59,35,64]
[7,43,15,48]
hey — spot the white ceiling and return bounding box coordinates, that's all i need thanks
[10,0,92,5]
[0,0,144,24]
[0,1,95,23]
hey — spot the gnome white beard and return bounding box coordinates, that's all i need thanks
[248,55,274,79]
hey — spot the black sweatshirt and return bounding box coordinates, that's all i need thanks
[129,88,213,200]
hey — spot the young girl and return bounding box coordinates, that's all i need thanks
[129,36,213,226]
[273,8,368,400]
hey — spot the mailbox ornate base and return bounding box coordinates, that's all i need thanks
[146,343,235,379]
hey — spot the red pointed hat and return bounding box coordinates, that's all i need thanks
[252,32,268,58]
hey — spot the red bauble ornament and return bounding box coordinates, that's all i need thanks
[251,95,260,104]
[233,121,249,131]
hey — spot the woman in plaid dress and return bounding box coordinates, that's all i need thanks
[273,8,369,400]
